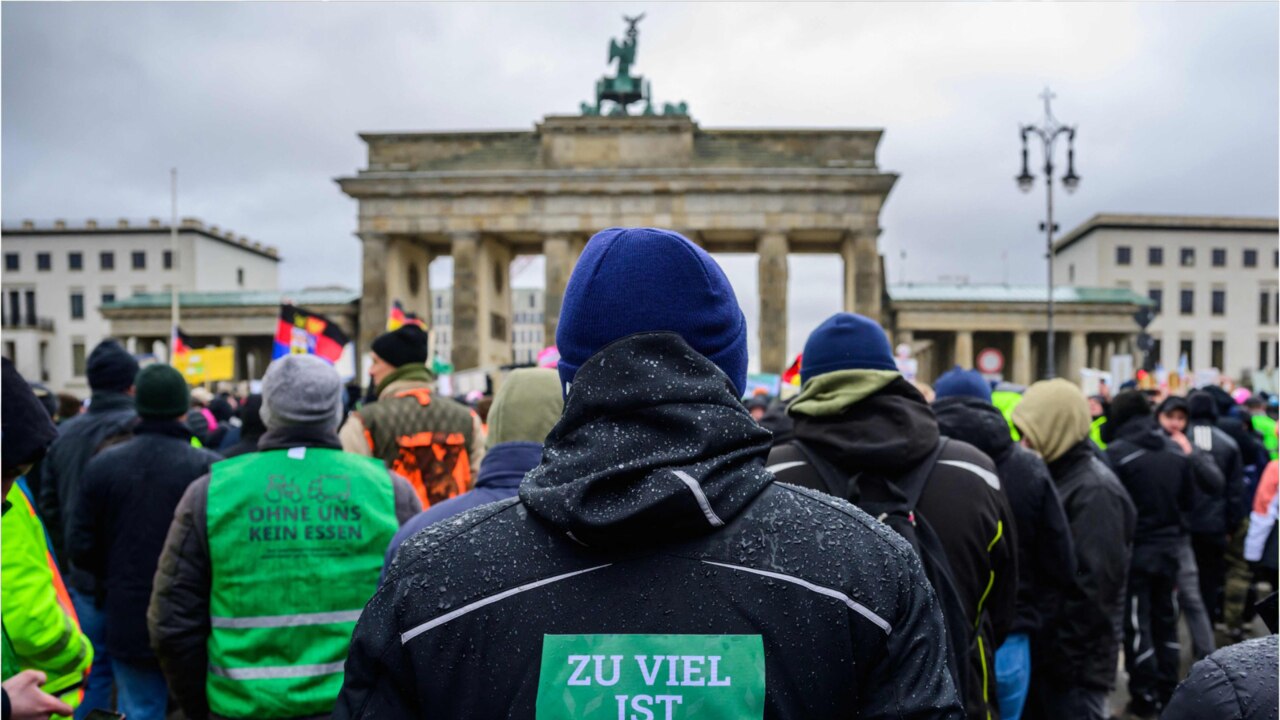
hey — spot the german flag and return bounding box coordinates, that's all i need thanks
[172,327,196,356]
[387,300,427,332]
[272,304,350,364]
[782,353,803,386]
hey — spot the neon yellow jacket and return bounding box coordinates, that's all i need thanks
[1,480,93,712]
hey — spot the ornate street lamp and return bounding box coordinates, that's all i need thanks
[1016,88,1080,379]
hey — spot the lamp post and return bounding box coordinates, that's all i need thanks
[1017,87,1079,380]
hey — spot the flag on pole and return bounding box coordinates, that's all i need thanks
[273,304,350,364]
[171,326,195,362]
[387,300,427,332]
[782,353,803,387]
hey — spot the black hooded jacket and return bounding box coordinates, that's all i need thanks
[1104,416,1217,545]
[1039,441,1136,691]
[934,395,1076,637]
[1203,386,1270,482]
[1188,393,1247,534]
[336,333,962,720]
[766,379,1016,720]
[1162,635,1278,720]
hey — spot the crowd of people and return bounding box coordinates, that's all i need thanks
[1,226,1277,720]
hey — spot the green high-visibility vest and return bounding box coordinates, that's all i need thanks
[991,390,1023,441]
[206,448,398,719]
[1252,413,1278,460]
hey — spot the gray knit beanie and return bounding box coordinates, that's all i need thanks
[259,354,344,430]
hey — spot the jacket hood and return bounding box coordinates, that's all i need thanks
[789,369,900,418]
[933,395,1013,461]
[1188,392,1218,422]
[1113,415,1167,450]
[486,368,563,448]
[1201,384,1237,416]
[520,332,773,547]
[791,376,940,475]
[1010,378,1092,464]
[476,441,542,490]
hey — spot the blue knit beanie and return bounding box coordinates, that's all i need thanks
[557,227,748,396]
[934,366,993,403]
[801,313,896,384]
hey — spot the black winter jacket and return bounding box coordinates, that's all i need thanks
[1105,416,1218,545]
[934,395,1076,637]
[37,391,137,592]
[767,379,1015,720]
[337,333,963,720]
[147,425,422,720]
[1161,635,1278,720]
[1039,441,1136,691]
[68,420,220,661]
[1188,417,1246,535]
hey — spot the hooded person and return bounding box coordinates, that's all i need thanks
[1011,379,1136,720]
[1203,385,1270,485]
[1103,389,1222,717]
[764,313,1015,720]
[932,367,1075,720]
[68,364,221,720]
[339,324,485,509]
[383,367,563,574]
[336,228,963,719]
[218,395,266,459]
[36,338,138,711]
[1,358,89,717]
[148,354,423,720]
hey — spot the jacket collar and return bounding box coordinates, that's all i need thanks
[476,442,543,490]
[520,332,773,548]
[88,391,135,414]
[135,418,193,441]
[258,425,343,451]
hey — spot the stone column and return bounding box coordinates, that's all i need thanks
[543,235,573,345]
[450,232,480,371]
[1104,339,1116,370]
[1013,330,1032,386]
[358,233,390,374]
[1089,343,1101,372]
[855,231,882,321]
[1068,331,1088,384]
[954,330,974,369]
[841,235,856,313]
[758,231,789,375]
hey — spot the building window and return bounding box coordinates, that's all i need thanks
[1244,249,1258,268]
[101,289,116,305]
[23,290,35,326]
[1179,339,1194,369]
[1149,247,1164,266]
[38,341,49,382]
[2,341,13,362]
[3,253,17,271]
[1262,341,1270,370]
[529,294,537,308]
[1148,288,1163,313]
[237,268,245,287]
[1262,292,1271,325]
[1116,246,1131,266]
[1274,250,1279,268]
[1211,340,1224,370]
[70,292,84,320]
[436,295,443,309]
[163,250,174,270]
[37,253,51,271]
[1180,248,1195,267]
[1212,289,1226,316]
[6,290,18,326]
[68,252,83,271]
[1150,338,1162,368]
[1180,289,1194,316]
[1212,249,1226,267]
[1068,264,1076,283]
[100,251,114,270]
[71,342,87,377]
[132,251,147,270]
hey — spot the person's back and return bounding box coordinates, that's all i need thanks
[149,355,422,720]
[337,228,962,719]
[340,324,483,509]
[1010,379,1136,720]
[1103,398,1192,546]
[1162,634,1278,720]
[765,318,1016,720]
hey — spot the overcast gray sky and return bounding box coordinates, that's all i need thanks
[4,2,1277,365]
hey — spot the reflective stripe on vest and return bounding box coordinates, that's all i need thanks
[205,448,398,719]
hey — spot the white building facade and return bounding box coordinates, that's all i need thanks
[1053,214,1278,381]
[2,218,279,393]
[429,287,545,366]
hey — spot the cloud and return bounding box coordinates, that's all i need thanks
[4,2,1276,368]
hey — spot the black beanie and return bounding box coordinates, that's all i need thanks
[371,325,429,368]
[135,364,191,419]
[86,340,139,393]
[1104,390,1153,442]
[1188,392,1219,421]
[2,358,58,474]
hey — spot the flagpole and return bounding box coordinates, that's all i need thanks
[169,168,180,366]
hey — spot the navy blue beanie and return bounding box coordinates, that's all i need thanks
[934,366,993,403]
[801,313,896,384]
[557,228,748,396]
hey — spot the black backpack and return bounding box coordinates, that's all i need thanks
[790,438,975,707]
